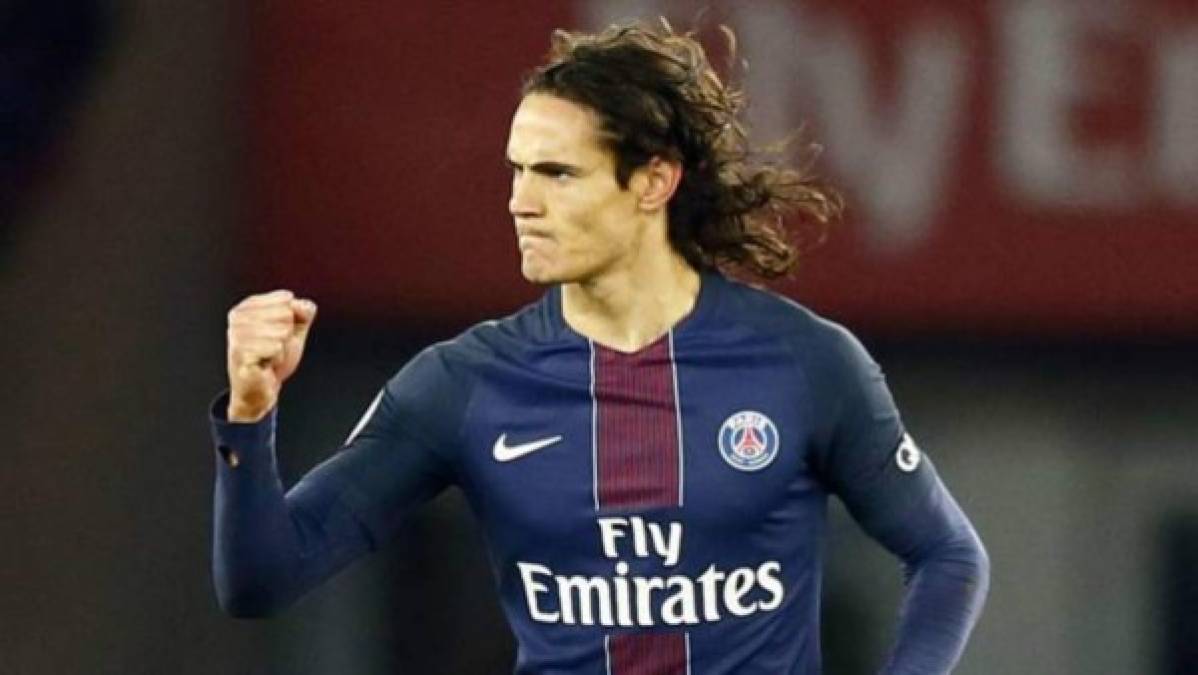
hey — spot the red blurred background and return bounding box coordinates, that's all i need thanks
[245,0,1198,336]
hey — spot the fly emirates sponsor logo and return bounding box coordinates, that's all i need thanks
[516,516,784,627]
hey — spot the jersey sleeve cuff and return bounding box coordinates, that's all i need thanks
[208,390,277,468]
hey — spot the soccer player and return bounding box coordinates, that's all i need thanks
[212,22,989,674]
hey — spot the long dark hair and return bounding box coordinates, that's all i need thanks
[522,21,841,279]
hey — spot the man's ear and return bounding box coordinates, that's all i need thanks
[634,156,683,212]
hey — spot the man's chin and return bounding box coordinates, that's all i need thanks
[520,266,558,286]
[520,262,572,286]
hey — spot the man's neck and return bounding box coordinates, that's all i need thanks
[561,252,701,353]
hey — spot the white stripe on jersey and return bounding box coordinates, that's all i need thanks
[588,339,599,512]
[668,329,685,508]
[344,389,384,446]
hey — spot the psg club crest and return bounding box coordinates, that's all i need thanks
[718,411,780,472]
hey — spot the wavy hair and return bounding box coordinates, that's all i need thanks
[521,20,842,279]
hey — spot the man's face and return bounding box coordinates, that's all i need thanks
[506,93,644,285]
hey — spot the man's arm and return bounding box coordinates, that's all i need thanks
[210,389,452,617]
[835,441,989,674]
[211,292,454,617]
[809,324,989,674]
[211,398,364,617]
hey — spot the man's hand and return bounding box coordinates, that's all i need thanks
[225,290,317,422]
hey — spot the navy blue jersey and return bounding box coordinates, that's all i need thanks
[211,272,988,674]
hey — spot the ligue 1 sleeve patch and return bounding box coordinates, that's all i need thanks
[718,410,780,472]
[895,433,921,472]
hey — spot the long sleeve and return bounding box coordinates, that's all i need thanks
[868,482,989,674]
[210,347,460,617]
[807,324,989,674]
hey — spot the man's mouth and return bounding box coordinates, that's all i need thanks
[517,227,553,250]
[516,225,552,239]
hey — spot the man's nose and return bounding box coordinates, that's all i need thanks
[509,174,543,218]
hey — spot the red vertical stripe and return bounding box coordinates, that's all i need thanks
[593,336,687,675]
[594,339,679,509]
[609,632,688,675]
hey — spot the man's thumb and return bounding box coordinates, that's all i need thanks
[291,298,318,340]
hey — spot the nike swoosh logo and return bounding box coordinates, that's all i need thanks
[492,434,563,462]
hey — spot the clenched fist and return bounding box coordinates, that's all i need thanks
[225,290,317,422]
